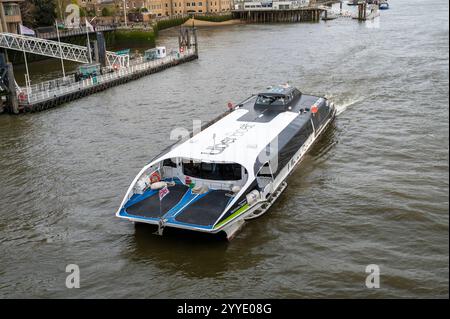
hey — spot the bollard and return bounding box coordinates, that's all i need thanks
[6,63,19,114]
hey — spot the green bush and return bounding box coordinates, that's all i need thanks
[193,15,233,23]
[155,17,190,33]
[110,17,188,50]
[113,30,157,48]
[101,7,112,17]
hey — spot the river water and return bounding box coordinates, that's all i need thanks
[0,0,448,298]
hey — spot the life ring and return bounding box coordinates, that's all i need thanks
[180,46,184,53]
[149,171,161,184]
[18,92,27,101]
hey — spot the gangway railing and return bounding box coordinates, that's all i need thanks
[18,49,195,105]
[0,33,129,68]
[37,25,117,40]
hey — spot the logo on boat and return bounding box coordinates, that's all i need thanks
[201,124,255,155]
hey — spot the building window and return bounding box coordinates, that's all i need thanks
[198,2,202,6]
[4,4,21,16]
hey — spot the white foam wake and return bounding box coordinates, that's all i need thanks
[335,97,363,116]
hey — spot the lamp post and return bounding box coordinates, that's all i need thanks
[55,20,66,78]
[123,0,128,27]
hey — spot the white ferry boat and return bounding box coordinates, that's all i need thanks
[116,85,336,240]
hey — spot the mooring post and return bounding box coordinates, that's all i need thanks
[96,32,107,67]
[6,62,19,114]
[187,29,191,48]
[193,27,198,56]
[93,40,99,64]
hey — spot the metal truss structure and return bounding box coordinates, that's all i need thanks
[0,33,129,68]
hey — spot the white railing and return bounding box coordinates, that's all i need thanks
[26,74,76,94]
[37,26,117,40]
[0,32,129,68]
[19,49,195,105]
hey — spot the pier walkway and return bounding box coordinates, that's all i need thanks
[231,7,326,23]
[16,49,197,112]
[37,25,117,40]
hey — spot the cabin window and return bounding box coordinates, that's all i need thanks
[163,158,177,168]
[183,161,242,181]
[256,95,286,106]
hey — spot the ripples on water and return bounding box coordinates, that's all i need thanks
[0,0,448,298]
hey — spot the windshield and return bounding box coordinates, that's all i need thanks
[256,94,287,106]
[183,161,242,181]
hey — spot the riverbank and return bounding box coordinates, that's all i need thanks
[183,18,244,27]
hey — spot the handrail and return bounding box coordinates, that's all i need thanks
[37,25,117,40]
[0,32,129,68]
[19,49,195,105]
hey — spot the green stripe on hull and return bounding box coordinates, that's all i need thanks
[214,204,250,229]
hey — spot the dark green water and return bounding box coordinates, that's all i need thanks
[0,0,448,298]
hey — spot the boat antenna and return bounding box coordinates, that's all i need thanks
[213,133,216,150]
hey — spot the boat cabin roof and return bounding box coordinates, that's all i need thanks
[151,85,323,179]
[145,46,165,52]
[254,85,301,110]
[259,85,298,97]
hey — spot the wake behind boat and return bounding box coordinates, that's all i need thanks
[116,85,336,240]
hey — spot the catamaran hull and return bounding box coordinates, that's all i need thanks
[122,105,336,240]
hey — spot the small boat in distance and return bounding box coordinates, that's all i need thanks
[116,85,336,240]
[322,10,339,21]
[379,1,389,10]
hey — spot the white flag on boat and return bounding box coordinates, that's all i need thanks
[19,24,35,36]
[159,186,170,201]
[85,18,94,32]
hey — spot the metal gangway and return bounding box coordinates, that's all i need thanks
[37,25,117,40]
[19,49,196,106]
[0,32,129,68]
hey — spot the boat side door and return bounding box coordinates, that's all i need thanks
[256,161,275,199]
